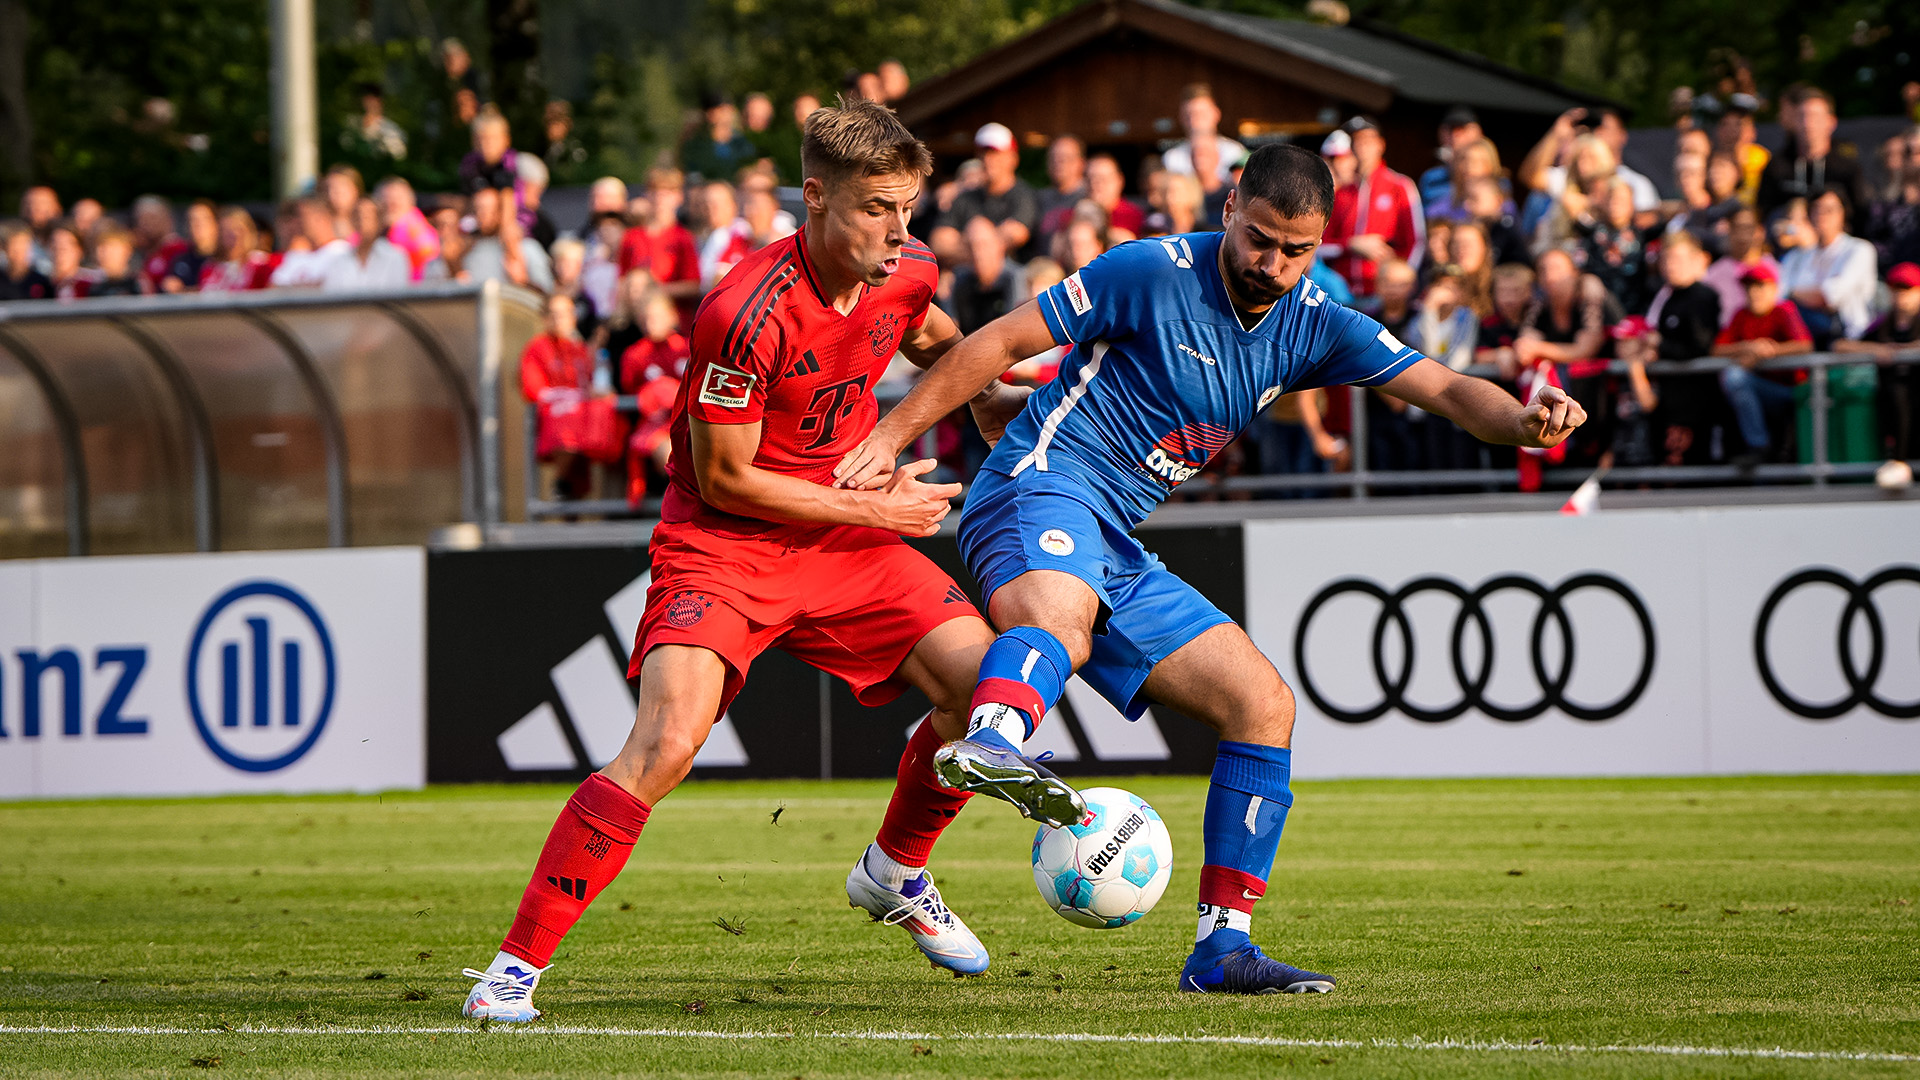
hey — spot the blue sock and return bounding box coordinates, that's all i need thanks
[1195,741,1293,954]
[967,626,1072,750]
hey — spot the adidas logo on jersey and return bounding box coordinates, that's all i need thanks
[785,353,821,378]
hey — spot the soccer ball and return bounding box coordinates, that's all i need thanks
[1031,786,1173,928]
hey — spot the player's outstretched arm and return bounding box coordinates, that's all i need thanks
[895,304,1034,460]
[692,418,959,536]
[1377,357,1586,449]
[833,301,1056,489]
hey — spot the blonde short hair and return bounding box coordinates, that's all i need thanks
[801,96,933,184]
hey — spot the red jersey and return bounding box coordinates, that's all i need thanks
[1717,301,1811,346]
[141,236,189,291]
[664,229,938,538]
[1323,166,1421,297]
[619,223,702,327]
[620,333,690,393]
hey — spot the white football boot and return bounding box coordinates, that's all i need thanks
[846,853,989,975]
[461,957,544,1021]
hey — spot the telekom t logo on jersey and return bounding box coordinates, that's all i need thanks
[797,371,870,450]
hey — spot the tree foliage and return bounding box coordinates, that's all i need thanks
[1200,0,1919,122]
[24,0,274,207]
[683,0,1081,107]
[15,0,1916,211]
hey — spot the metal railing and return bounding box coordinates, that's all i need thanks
[519,347,1919,522]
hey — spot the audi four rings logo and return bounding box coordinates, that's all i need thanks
[1293,573,1656,724]
[1754,566,1920,720]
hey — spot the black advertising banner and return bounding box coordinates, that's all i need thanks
[426,526,1245,783]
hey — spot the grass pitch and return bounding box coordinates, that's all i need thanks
[1,775,1917,1078]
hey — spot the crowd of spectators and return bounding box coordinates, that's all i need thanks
[4,53,1919,506]
[916,79,1920,496]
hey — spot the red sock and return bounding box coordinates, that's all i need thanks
[873,714,973,866]
[501,773,651,967]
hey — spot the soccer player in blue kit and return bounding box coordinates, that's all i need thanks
[835,144,1586,994]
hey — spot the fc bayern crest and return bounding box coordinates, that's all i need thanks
[665,591,713,628]
[868,312,903,358]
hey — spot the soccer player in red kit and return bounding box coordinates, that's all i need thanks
[463,99,1084,1021]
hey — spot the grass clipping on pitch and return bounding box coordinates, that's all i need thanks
[0,775,1916,1078]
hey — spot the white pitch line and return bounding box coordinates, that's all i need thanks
[0,1025,1913,1063]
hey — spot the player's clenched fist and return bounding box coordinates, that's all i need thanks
[869,458,960,537]
[1521,384,1586,448]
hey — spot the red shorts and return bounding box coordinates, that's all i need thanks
[630,519,983,718]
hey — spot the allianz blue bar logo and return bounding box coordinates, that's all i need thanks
[186,581,337,773]
[2,579,336,773]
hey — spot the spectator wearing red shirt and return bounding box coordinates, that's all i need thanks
[131,196,188,292]
[199,207,277,292]
[1321,117,1423,298]
[619,167,702,330]
[619,289,691,505]
[521,293,599,499]
[1713,263,1813,462]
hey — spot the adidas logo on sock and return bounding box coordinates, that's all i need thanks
[547,875,590,899]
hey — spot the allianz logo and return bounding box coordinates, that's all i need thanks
[1,580,336,775]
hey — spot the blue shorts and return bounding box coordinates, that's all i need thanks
[957,467,1232,719]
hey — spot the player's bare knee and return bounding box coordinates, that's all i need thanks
[1200,673,1294,747]
[1043,625,1093,669]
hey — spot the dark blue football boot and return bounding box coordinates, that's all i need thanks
[1179,937,1336,995]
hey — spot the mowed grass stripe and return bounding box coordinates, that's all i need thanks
[1,1025,1916,1063]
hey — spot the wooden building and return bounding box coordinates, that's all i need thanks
[894,0,1614,179]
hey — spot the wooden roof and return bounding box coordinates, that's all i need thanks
[897,0,1611,169]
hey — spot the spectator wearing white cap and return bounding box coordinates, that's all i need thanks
[1320,129,1357,188]
[1322,116,1425,297]
[932,122,1040,264]
[1161,83,1247,186]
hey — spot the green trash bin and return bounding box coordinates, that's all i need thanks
[1796,363,1880,464]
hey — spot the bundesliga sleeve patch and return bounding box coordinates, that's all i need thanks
[698,362,757,409]
[1063,271,1092,315]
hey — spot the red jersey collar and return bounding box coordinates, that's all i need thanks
[794,227,867,313]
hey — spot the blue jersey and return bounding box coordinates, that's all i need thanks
[982,232,1425,527]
